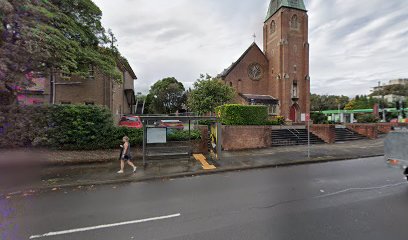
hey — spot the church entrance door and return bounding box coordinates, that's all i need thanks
[289,104,300,122]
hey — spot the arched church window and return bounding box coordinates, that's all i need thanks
[291,15,298,29]
[292,81,298,98]
[270,20,276,34]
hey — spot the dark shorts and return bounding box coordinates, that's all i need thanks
[121,154,132,161]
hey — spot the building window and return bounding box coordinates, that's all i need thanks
[290,15,298,29]
[85,101,95,105]
[268,104,278,115]
[270,20,276,34]
[88,65,95,80]
[292,81,298,98]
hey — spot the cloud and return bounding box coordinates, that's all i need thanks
[308,0,408,96]
[94,0,408,97]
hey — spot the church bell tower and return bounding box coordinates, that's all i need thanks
[263,0,310,122]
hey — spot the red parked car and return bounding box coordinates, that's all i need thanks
[118,115,143,129]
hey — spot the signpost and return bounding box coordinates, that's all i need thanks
[302,113,311,159]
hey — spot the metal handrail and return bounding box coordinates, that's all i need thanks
[280,124,301,142]
[343,127,357,135]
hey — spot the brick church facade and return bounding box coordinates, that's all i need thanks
[220,0,310,122]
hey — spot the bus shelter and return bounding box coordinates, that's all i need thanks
[139,116,221,167]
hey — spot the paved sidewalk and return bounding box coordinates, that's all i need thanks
[0,138,384,195]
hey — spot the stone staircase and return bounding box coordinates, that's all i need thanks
[271,129,325,147]
[334,128,367,142]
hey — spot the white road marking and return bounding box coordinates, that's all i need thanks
[29,213,181,239]
[314,182,406,199]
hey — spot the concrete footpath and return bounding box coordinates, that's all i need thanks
[0,138,385,195]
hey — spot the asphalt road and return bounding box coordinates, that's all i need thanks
[2,156,408,240]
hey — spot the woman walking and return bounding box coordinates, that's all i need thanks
[118,136,137,174]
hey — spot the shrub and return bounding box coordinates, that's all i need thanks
[167,130,201,141]
[265,120,279,125]
[356,114,380,123]
[0,105,202,150]
[197,120,216,125]
[0,105,52,148]
[311,112,328,124]
[0,105,130,150]
[216,104,269,125]
[264,116,285,126]
[46,105,116,149]
[274,116,285,125]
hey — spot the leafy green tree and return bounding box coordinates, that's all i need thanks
[311,94,349,111]
[148,77,186,114]
[356,113,380,123]
[371,84,408,97]
[310,112,328,124]
[188,74,235,115]
[0,0,121,105]
[344,95,379,110]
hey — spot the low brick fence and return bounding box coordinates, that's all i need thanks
[346,124,378,139]
[310,124,335,143]
[362,122,408,135]
[377,123,394,134]
[221,126,272,151]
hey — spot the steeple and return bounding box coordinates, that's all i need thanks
[265,0,306,22]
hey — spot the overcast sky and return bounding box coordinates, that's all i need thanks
[93,0,408,97]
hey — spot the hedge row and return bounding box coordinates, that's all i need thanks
[167,129,201,141]
[0,105,200,150]
[216,104,270,125]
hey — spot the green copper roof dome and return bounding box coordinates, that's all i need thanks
[265,0,307,21]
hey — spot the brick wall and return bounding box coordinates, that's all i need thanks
[55,70,107,106]
[397,123,408,128]
[224,45,269,96]
[54,67,134,125]
[264,8,310,121]
[310,124,335,143]
[221,126,272,151]
[377,123,393,134]
[346,124,378,139]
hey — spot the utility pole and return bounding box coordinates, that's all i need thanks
[49,67,55,104]
[399,99,403,122]
[378,81,386,122]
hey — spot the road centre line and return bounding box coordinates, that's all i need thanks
[29,213,181,239]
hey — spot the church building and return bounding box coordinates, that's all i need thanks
[219,0,310,122]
